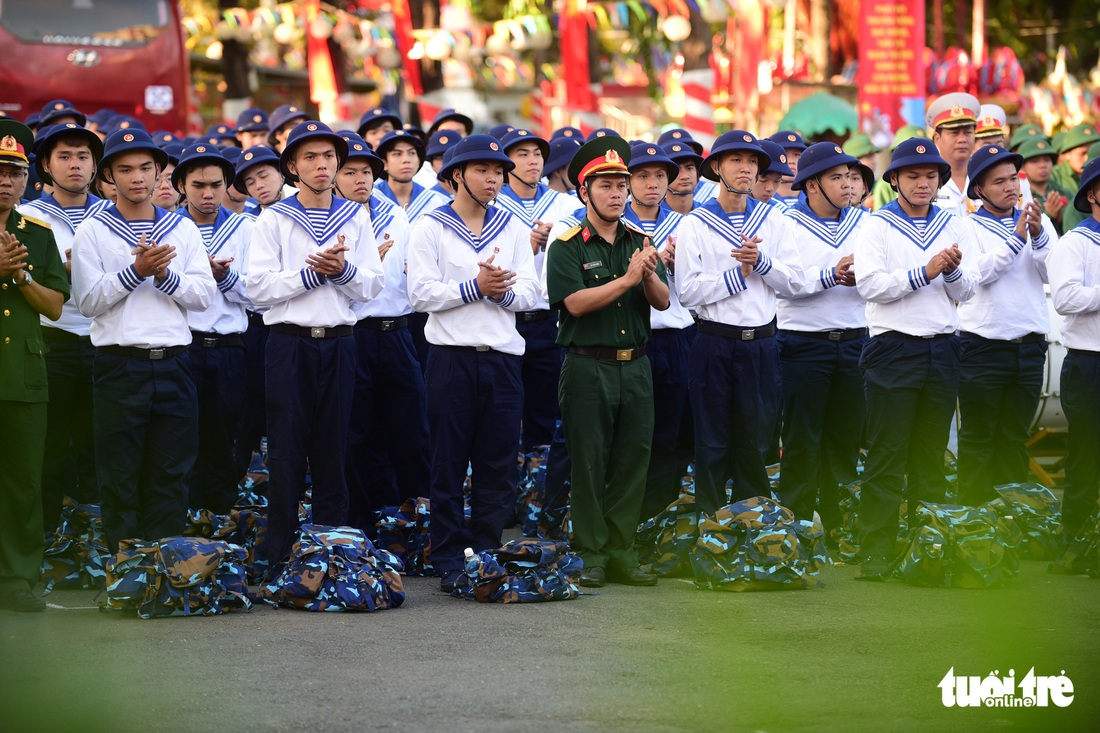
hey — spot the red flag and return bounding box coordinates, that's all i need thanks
[307,0,337,105]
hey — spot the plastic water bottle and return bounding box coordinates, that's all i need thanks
[463,547,481,578]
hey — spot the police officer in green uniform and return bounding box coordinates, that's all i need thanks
[545,136,670,588]
[0,119,69,612]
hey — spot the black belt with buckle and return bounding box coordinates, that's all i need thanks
[246,311,268,328]
[99,345,188,361]
[878,330,955,340]
[697,318,777,341]
[355,316,409,332]
[784,327,868,342]
[566,345,647,362]
[190,331,245,348]
[516,310,552,323]
[270,324,354,339]
[960,331,1047,345]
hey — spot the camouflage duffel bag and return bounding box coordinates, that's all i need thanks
[104,536,252,618]
[375,498,433,576]
[41,497,109,593]
[896,503,1021,588]
[636,478,698,576]
[690,497,830,591]
[261,525,406,612]
[988,483,1064,560]
[459,540,583,603]
[182,508,238,542]
[1049,507,1100,577]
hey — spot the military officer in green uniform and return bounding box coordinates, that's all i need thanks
[545,136,670,588]
[0,119,69,612]
[1051,123,1100,234]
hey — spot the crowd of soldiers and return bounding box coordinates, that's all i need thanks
[1,89,1098,611]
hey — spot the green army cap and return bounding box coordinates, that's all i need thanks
[1008,124,1045,151]
[842,132,881,159]
[1088,141,1100,163]
[1059,123,1100,154]
[890,124,926,151]
[567,135,631,189]
[0,118,34,168]
[1051,131,1065,155]
[1017,137,1058,162]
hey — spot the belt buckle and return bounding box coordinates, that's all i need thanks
[149,348,165,360]
[381,319,395,331]
[616,348,632,361]
[475,345,490,352]
[740,329,755,341]
[828,330,842,342]
[1011,336,1024,344]
[921,334,936,339]
[310,327,326,339]
[203,337,218,348]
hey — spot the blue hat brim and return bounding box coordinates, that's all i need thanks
[429,111,474,136]
[966,150,1023,200]
[702,144,770,182]
[883,155,951,188]
[279,125,349,182]
[97,132,168,183]
[374,133,426,165]
[791,152,859,191]
[1073,158,1100,214]
[501,133,550,161]
[439,147,514,183]
[33,124,103,185]
[357,112,402,137]
[172,150,236,193]
[233,148,283,194]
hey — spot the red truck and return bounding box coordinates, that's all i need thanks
[0,0,192,134]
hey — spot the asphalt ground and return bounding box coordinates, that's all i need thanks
[2,540,1097,733]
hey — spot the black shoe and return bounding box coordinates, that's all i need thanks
[440,570,468,593]
[578,566,606,588]
[607,566,658,587]
[1,589,46,613]
[855,555,891,582]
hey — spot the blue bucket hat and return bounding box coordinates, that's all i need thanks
[104,115,146,136]
[883,137,951,187]
[87,109,117,129]
[1073,156,1100,214]
[438,133,515,182]
[236,108,269,133]
[267,104,310,146]
[586,127,620,142]
[206,123,237,142]
[172,142,236,193]
[551,126,583,141]
[661,141,704,168]
[437,146,457,182]
[487,124,515,141]
[161,142,185,166]
[657,128,703,155]
[426,130,461,161]
[233,146,281,194]
[97,128,168,182]
[374,128,426,164]
[851,161,875,194]
[428,108,474,136]
[356,107,402,137]
[768,130,808,151]
[628,142,679,180]
[402,123,427,145]
[279,120,348,182]
[758,140,796,179]
[966,144,1024,199]
[791,142,858,191]
[151,130,179,147]
[337,131,384,180]
[701,130,770,182]
[33,122,103,185]
[38,99,86,128]
[500,129,549,160]
[221,146,243,165]
[544,137,583,177]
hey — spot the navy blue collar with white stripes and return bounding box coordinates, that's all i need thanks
[424,203,512,253]
[268,194,361,247]
[177,205,247,256]
[24,192,111,233]
[623,202,681,248]
[692,196,772,245]
[874,200,952,251]
[94,204,183,247]
[787,200,864,248]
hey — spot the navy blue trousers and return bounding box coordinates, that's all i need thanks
[858,335,961,559]
[690,331,781,517]
[345,325,430,534]
[1061,349,1100,538]
[516,316,562,452]
[264,331,356,569]
[408,311,431,375]
[41,330,97,524]
[93,350,197,552]
[425,346,523,574]
[187,342,247,515]
[956,335,1046,506]
[233,312,268,476]
[642,327,693,520]
[777,331,867,527]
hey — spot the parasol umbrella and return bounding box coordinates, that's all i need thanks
[779,92,859,138]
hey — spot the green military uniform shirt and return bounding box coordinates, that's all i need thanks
[546,216,667,348]
[0,209,69,403]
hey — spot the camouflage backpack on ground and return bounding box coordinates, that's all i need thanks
[1048,506,1100,577]
[261,525,406,612]
[41,497,109,593]
[895,502,1021,588]
[987,483,1064,560]
[691,496,831,591]
[516,446,571,541]
[104,536,252,618]
[636,478,698,576]
[376,498,434,576]
[183,508,238,542]
[458,540,583,603]
[230,475,270,584]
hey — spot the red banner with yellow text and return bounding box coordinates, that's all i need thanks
[858,0,926,137]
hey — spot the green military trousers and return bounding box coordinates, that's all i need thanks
[559,352,654,571]
[0,401,46,593]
